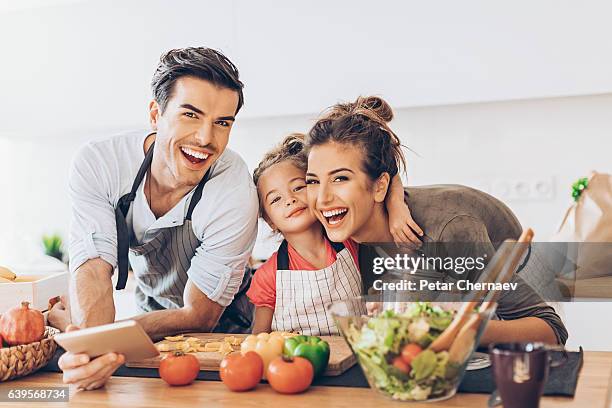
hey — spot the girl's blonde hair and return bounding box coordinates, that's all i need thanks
[253,132,308,188]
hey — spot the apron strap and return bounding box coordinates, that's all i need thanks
[329,240,345,254]
[275,239,346,271]
[114,140,155,290]
[186,169,211,221]
[358,244,377,296]
[114,207,131,290]
[117,140,155,218]
[276,240,290,271]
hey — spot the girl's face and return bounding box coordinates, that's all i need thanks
[306,142,388,242]
[258,161,318,235]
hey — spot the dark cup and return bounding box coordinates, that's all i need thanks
[489,342,566,408]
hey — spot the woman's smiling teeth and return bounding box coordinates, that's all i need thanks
[322,208,348,225]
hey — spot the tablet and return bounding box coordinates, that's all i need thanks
[54,320,160,362]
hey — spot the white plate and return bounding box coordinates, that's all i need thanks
[466,352,491,370]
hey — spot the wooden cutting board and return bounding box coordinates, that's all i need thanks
[127,333,356,376]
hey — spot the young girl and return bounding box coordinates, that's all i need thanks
[247,133,421,335]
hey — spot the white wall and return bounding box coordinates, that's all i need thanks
[1,0,611,350]
[3,93,610,259]
[3,0,612,139]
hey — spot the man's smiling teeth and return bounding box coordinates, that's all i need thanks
[322,208,348,217]
[181,147,209,160]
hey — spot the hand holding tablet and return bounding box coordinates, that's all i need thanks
[54,320,159,362]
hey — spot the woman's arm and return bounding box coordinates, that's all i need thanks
[479,317,557,346]
[251,306,273,334]
[493,274,568,345]
[385,174,423,246]
[440,215,568,345]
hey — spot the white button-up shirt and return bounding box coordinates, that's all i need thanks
[68,130,259,306]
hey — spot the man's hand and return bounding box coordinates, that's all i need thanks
[58,325,125,391]
[48,297,71,332]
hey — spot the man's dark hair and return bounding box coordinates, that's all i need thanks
[151,47,244,114]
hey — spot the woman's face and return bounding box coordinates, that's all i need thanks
[257,160,318,235]
[306,142,387,242]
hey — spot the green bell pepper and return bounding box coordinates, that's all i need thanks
[283,335,330,377]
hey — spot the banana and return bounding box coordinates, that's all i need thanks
[0,276,13,283]
[0,266,16,281]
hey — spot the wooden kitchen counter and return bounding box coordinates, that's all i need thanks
[1,351,610,407]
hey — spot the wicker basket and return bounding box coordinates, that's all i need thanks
[0,327,59,381]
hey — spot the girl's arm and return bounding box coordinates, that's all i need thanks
[246,259,276,334]
[251,306,274,334]
[386,173,423,246]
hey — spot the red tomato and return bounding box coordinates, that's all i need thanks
[392,356,410,374]
[220,351,264,391]
[401,343,423,365]
[159,352,200,386]
[267,356,313,394]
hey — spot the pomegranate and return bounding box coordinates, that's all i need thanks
[0,302,45,346]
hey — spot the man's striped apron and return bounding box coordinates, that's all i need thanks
[114,141,253,333]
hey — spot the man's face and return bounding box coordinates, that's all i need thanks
[149,76,239,188]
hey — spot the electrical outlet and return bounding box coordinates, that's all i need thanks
[489,177,556,201]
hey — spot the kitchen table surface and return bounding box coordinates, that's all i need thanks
[1,351,610,407]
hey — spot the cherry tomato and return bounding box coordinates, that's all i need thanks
[401,343,423,365]
[159,351,200,386]
[220,351,264,391]
[392,356,410,374]
[267,356,313,394]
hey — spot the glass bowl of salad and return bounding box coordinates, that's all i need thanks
[327,298,496,402]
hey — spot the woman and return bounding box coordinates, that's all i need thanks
[304,95,567,345]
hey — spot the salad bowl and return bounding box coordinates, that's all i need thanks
[328,299,496,402]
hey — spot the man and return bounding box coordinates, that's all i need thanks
[48,47,259,390]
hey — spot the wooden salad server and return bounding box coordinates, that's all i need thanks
[430,228,534,353]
